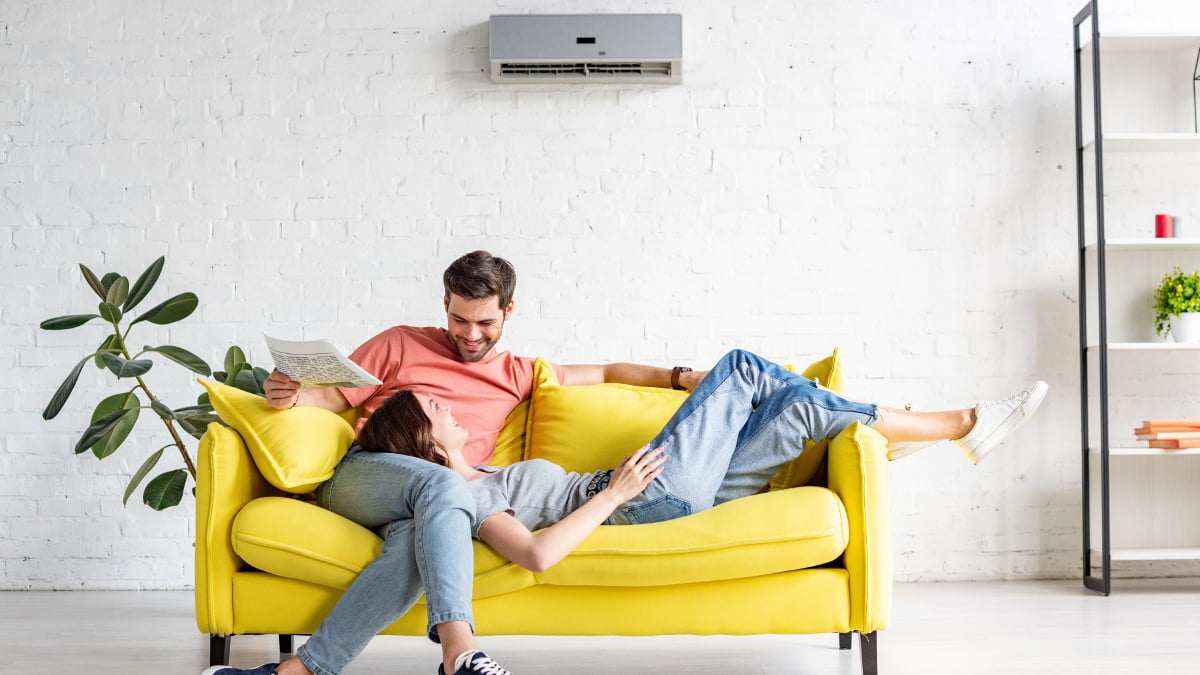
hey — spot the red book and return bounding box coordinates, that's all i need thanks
[1147,438,1200,449]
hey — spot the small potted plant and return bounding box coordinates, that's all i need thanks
[1153,266,1200,342]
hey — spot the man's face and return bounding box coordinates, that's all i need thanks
[444,293,513,363]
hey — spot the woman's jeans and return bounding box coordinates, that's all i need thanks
[607,349,879,526]
[294,451,476,675]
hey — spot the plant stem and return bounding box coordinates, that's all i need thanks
[114,320,197,480]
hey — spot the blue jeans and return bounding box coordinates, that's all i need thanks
[607,349,879,526]
[295,450,476,675]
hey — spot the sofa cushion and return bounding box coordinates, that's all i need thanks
[524,350,844,489]
[201,380,355,493]
[524,358,687,473]
[231,487,847,595]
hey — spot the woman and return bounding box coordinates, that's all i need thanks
[370,349,1048,570]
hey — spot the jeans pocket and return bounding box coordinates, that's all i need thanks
[619,494,693,525]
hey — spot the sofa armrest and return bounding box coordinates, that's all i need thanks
[826,422,892,633]
[195,422,276,635]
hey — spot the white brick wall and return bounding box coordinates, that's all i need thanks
[4,0,1200,589]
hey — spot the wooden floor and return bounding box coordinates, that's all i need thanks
[2,579,1197,674]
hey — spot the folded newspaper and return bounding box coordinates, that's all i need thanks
[264,334,382,389]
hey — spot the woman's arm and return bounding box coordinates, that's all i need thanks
[476,446,665,573]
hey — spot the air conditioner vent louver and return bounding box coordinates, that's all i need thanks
[489,14,682,84]
[498,62,675,78]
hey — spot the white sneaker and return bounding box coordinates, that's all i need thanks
[953,381,1049,464]
[887,440,940,461]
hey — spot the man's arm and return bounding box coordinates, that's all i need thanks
[263,370,352,412]
[559,362,708,390]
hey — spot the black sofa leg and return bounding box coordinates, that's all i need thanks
[210,635,231,666]
[280,634,294,654]
[859,631,878,675]
[839,632,853,650]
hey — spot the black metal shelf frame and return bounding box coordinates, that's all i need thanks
[1073,0,1111,596]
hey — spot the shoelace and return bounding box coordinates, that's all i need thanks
[468,655,512,675]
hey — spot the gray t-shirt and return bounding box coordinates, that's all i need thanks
[467,459,614,536]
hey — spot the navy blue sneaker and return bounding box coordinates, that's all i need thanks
[200,664,279,675]
[437,650,512,675]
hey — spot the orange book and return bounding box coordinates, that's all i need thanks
[1147,438,1200,449]
[1140,419,1200,428]
[1136,431,1200,440]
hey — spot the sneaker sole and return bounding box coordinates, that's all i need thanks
[962,381,1049,464]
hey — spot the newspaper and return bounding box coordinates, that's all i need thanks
[264,334,382,389]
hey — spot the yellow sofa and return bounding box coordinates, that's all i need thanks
[195,352,891,675]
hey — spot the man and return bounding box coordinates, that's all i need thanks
[205,251,705,675]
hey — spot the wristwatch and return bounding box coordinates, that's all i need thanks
[671,366,692,391]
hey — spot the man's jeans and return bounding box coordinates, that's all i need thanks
[295,451,476,675]
[608,349,879,526]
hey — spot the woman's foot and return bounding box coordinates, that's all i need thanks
[438,650,513,675]
[953,381,1049,464]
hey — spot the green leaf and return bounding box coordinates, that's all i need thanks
[197,391,211,406]
[224,345,247,375]
[104,276,129,307]
[143,469,188,510]
[94,334,122,368]
[40,314,100,330]
[89,392,141,459]
[143,344,211,376]
[100,352,153,378]
[131,292,198,326]
[98,301,123,324]
[80,264,106,300]
[123,447,166,506]
[224,362,247,387]
[124,256,164,311]
[173,404,212,416]
[43,355,95,420]
[179,412,219,439]
[150,399,176,421]
[74,408,132,454]
[100,272,120,292]
[235,368,263,395]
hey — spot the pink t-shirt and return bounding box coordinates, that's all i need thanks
[338,326,563,465]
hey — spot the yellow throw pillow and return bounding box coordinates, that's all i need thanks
[768,348,845,490]
[200,379,355,493]
[524,359,687,474]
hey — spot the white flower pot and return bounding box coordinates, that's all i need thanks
[1168,312,1200,343]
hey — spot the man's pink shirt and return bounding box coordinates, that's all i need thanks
[338,326,563,465]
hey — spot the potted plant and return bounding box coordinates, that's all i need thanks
[1153,266,1200,342]
[40,256,268,509]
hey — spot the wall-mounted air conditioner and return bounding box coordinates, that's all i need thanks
[488,14,682,84]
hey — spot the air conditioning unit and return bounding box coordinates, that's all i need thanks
[488,14,682,84]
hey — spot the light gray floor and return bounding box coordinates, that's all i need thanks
[2,579,1197,674]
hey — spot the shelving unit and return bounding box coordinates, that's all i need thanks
[1074,2,1200,595]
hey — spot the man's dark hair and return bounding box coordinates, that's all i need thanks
[442,250,517,308]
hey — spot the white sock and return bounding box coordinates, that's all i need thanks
[454,649,481,671]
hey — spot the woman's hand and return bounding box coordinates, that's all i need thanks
[605,444,666,503]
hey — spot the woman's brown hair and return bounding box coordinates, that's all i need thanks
[358,390,448,467]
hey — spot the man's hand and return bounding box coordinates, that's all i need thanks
[264,370,301,410]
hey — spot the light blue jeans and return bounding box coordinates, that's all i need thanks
[295,451,475,675]
[607,349,880,526]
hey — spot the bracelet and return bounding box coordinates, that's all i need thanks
[671,366,692,391]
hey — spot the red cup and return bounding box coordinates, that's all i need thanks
[1156,214,1174,238]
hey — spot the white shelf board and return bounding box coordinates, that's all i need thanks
[1081,133,1200,153]
[1090,446,1200,457]
[1080,33,1200,54]
[1086,342,1200,351]
[1083,237,1200,251]
[1091,547,1200,562]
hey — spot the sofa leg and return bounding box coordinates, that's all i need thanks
[859,631,878,675]
[210,635,231,666]
[280,634,294,654]
[839,632,853,650]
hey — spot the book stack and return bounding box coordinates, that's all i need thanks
[1135,419,1200,449]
